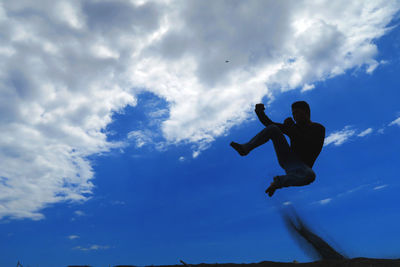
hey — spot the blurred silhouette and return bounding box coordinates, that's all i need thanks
[280,206,346,260]
[230,101,325,197]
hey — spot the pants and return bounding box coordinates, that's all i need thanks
[243,124,315,188]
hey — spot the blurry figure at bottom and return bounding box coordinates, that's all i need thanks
[281,206,346,261]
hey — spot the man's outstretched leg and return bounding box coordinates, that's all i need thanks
[230,125,290,159]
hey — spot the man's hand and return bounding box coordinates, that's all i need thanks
[284,117,295,127]
[255,103,265,113]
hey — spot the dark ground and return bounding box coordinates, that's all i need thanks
[110,257,400,267]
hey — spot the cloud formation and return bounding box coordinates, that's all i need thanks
[324,126,357,146]
[312,182,386,206]
[389,117,400,127]
[324,126,375,146]
[74,210,85,217]
[68,235,80,240]
[1,0,399,220]
[318,198,332,205]
[373,184,388,190]
[73,244,110,251]
[357,128,373,137]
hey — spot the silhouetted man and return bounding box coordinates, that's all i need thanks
[230,101,325,197]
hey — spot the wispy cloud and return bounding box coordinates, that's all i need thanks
[127,129,167,152]
[68,235,80,240]
[337,183,372,197]
[358,128,373,137]
[312,182,386,206]
[318,198,332,205]
[325,126,375,147]
[324,126,356,146]
[301,84,315,92]
[373,184,388,190]
[74,210,85,217]
[127,130,154,148]
[73,244,110,251]
[389,117,400,127]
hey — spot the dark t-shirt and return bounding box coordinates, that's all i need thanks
[279,122,325,168]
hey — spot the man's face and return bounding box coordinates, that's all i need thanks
[292,108,309,124]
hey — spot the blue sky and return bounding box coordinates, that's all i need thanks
[1,1,400,266]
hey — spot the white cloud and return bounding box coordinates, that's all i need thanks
[319,198,332,205]
[127,130,154,148]
[389,117,400,127]
[127,129,167,151]
[73,244,110,251]
[324,126,356,146]
[132,0,400,149]
[313,183,375,205]
[358,128,373,137]
[301,84,315,92]
[0,0,399,220]
[68,235,80,240]
[324,126,375,146]
[192,151,201,159]
[179,156,185,162]
[340,183,372,196]
[373,184,388,190]
[74,210,85,217]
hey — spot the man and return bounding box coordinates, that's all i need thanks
[230,101,325,197]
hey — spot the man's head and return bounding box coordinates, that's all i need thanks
[291,101,310,124]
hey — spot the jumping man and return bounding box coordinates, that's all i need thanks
[230,101,325,197]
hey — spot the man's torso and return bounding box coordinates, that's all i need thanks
[284,122,325,168]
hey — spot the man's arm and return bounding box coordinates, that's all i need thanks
[255,103,290,133]
[255,104,274,126]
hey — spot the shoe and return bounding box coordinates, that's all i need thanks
[230,142,248,156]
[265,181,277,197]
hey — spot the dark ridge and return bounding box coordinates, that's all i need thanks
[137,258,400,267]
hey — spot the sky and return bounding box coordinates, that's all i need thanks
[1,0,400,266]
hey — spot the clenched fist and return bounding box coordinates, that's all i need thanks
[284,117,295,126]
[255,103,265,112]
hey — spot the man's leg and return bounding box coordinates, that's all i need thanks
[267,168,315,197]
[274,168,315,187]
[231,125,291,167]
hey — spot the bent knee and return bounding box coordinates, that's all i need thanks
[306,172,316,185]
[266,124,279,130]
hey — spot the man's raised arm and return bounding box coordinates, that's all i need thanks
[255,103,274,127]
[255,103,293,134]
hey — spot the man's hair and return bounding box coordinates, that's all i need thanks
[292,101,310,117]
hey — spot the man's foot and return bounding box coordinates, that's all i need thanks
[230,142,248,156]
[265,181,278,197]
